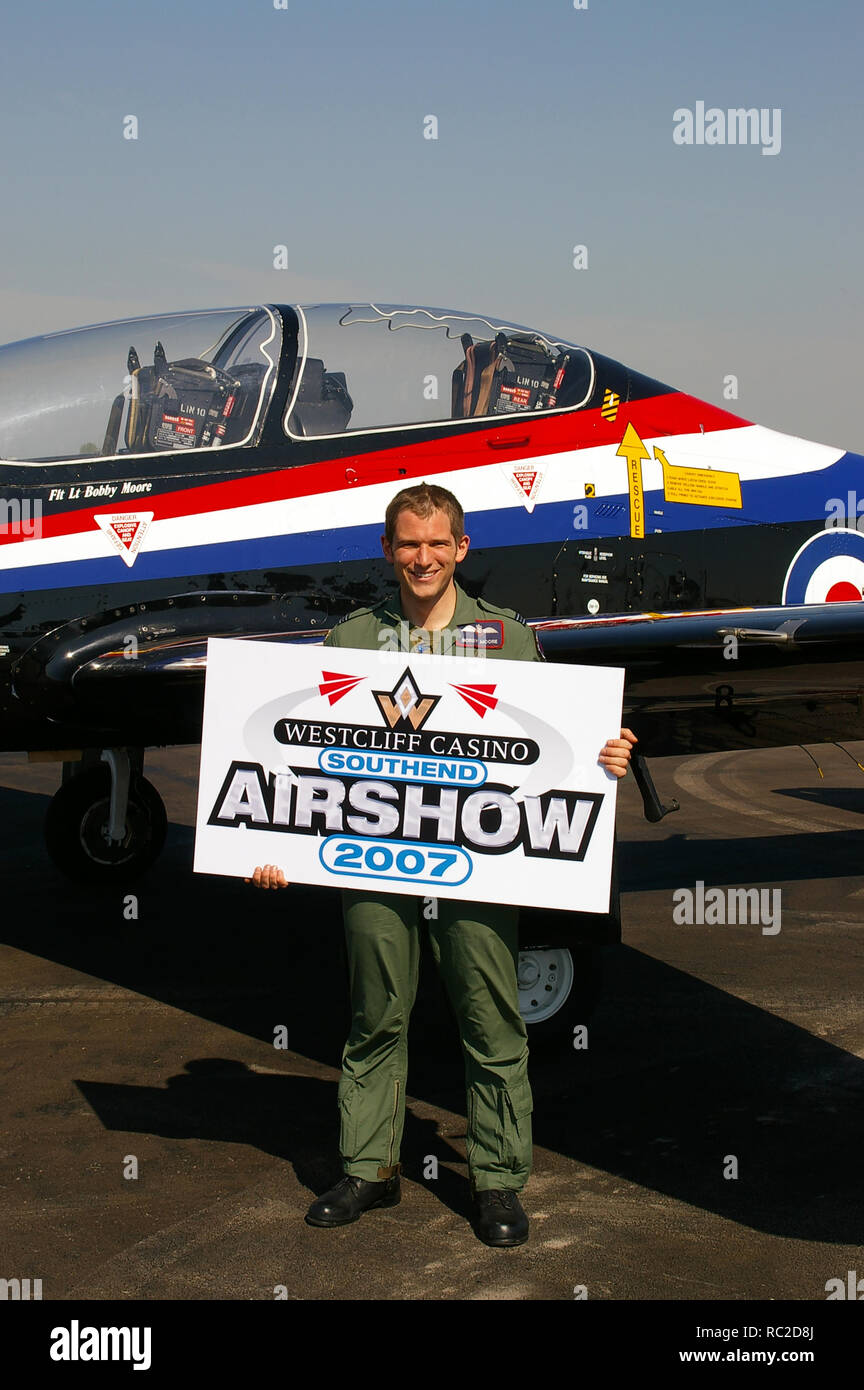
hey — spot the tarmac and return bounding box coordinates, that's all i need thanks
[1,742,863,1302]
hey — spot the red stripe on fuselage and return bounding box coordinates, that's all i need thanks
[1,392,748,545]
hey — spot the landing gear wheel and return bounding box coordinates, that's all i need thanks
[518,945,603,1047]
[44,766,167,883]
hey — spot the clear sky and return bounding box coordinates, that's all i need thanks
[0,0,861,448]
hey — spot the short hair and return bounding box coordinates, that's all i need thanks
[384,482,465,545]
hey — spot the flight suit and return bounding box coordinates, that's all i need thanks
[324,583,543,1192]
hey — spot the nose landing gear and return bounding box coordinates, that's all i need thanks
[43,749,167,883]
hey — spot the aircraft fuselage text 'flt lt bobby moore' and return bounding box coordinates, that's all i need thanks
[1,301,863,907]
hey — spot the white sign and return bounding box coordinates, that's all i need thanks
[193,639,624,913]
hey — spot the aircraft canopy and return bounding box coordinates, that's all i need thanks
[0,307,279,463]
[285,304,594,438]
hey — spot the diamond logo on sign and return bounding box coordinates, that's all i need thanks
[94,512,154,568]
[501,463,544,513]
[372,666,441,731]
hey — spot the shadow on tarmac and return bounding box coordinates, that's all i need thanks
[77,1064,476,1221]
[621,827,864,891]
[774,785,864,813]
[3,784,863,1245]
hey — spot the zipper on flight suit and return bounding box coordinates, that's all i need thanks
[387,1079,400,1168]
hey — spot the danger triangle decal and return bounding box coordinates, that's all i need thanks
[500,462,544,513]
[94,512,154,568]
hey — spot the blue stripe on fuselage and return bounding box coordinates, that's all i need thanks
[1,449,862,595]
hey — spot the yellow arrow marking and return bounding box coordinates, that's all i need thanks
[616,423,649,538]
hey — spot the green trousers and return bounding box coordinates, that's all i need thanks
[338,890,532,1192]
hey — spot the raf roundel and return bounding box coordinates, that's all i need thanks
[782,528,864,606]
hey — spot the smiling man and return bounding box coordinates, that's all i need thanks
[253,482,635,1247]
[385,489,469,622]
[329,484,548,663]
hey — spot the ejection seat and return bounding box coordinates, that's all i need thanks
[286,358,354,437]
[451,331,573,418]
[101,343,261,455]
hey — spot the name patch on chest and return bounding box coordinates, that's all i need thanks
[455,620,505,649]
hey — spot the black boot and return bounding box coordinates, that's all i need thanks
[305,1172,401,1227]
[473,1189,529,1247]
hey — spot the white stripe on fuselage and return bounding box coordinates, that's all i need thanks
[0,425,844,572]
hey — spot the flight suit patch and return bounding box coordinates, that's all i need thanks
[455,620,504,649]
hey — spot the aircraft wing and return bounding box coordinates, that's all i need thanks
[533,601,864,757]
[11,588,864,761]
[9,592,327,750]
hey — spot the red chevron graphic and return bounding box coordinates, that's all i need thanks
[450,682,498,718]
[319,670,366,705]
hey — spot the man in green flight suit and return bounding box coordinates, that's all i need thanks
[253,482,635,1247]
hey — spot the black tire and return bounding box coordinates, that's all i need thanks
[519,945,604,1049]
[44,766,167,883]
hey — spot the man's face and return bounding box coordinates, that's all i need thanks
[381,507,470,607]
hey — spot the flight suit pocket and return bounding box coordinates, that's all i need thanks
[467,1079,533,1172]
[503,1078,533,1167]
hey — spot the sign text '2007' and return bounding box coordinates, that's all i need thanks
[319,836,472,886]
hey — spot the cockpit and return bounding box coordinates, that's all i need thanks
[284,304,594,438]
[0,301,597,465]
[0,307,279,464]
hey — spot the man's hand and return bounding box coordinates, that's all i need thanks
[246,864,290,889]
[598,727,637,778]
